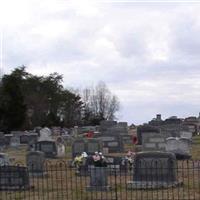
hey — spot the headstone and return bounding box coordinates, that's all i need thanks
[108,122,128,135]
[86,139,102,155]
[62,135,73,145]
[0,153,11,166]
[159,124,189,138]
[78,126,97,134]
[72,139,102,158]
[28,133,38,145]
[78,155,124,177]
[38,127,52,141]
[10,136,20,148]
[100,120,117,132]
[56,136,66,158]
[0,132,4,137]
[52,127,61,136]
[166,137,191,159]
[142,133,166,151]
[71,126,78,136]
[127,152,181,189]
[4,134,13,146]
[19,133,38,145]
[105,156,126,174]
[179,138,191,155]
[33,140,57,158]
[166,137,177,152]
[26,151,46,177]
[20,134,29,144]
[87,166,110,191]
[57,143,66,158]
[56,136,65,145]
[0,166,30,190]
[121,134,133,145]
[137,125,160,145]
[0,135,6,150]
[94,134,123,153]
[34,126,42,134]
[72,139,85,158]
[118,122,128,127]
[10,131,25,135]
[185,124,197,135]
[180,131,192,139]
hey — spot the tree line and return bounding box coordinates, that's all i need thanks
[0,67,120,132]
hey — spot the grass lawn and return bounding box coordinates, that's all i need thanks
[0,136,200,200]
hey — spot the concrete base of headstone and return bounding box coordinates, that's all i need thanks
[86,167,111,191]
[127,180,183,189]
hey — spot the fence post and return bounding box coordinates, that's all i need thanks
[114,165,118,200]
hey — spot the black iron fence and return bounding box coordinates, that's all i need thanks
[0,160,200,200]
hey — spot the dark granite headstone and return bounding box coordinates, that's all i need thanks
[72,139,102,158]
[86,139,102,155]
[94,134,123,153]
[33,140,57,158]
[19,132,38,145]
[72,139,85,158]
[87,166,110,191]
[0,135,6,150]
[127,152,181,189]
[4,134,13,146]
[137,125,160,145]
[20,134,29,144]
[100,120,117,132]
[26,151,46,177]
[0,166,30,190]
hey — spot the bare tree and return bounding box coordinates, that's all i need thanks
[82,82,120,125]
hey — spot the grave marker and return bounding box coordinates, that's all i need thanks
[94,134,123,153]
[0,166,30,190]
[26,151,46,177]
[142,133,166,151]
[166,137,191,159]
[127,152,181,189]
[33,140,57,158]
[10,136,20,148]
[87,166,110,191]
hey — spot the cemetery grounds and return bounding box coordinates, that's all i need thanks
[0,136,200,200]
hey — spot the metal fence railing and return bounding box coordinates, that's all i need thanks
[0,160,200,200]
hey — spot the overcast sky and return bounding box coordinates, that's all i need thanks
[1,0,200,125]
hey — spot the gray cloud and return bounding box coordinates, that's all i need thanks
[2,1,200,124]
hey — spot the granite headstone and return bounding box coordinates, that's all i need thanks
[127,152,181,189]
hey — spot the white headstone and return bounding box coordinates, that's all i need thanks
[39,127,52,141]
[166,137,191,155]
[179,138,191,154]
[57,144,65,158]
[166,137,178,152]
[180,131,192,139]
[10,136,20,148]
